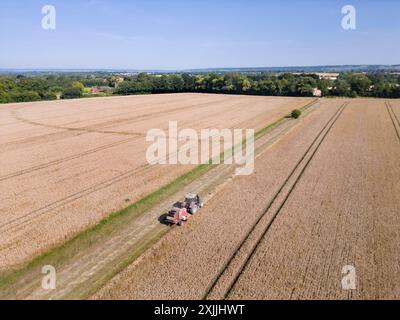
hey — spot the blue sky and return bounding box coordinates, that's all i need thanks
[0,0,399,69]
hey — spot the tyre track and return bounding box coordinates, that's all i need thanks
[11,109,143,137]
[1,98,271,183]
[0,163,148,233]
[0,95,201,148]
[1,118,245,233]
[0,137,139,182]
[386,101,400,143]
[1,96,301,233]
[0,138,238,234]
[1,96,247,153]
[10,96,238,137]
[204,102,348,300]
[45,96,236,128]
[0,145,187,233]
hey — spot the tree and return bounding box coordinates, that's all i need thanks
[181,74,195,91]
[10,90,41,102]
[43,92,58,100]
[72,81,85,95]
[156,75,173,92]
[346,74,372,96]
[0,71,399,105]
[333,80,351,96]
[211,76,225,91]
[170,75,184,92]
[291,109,302,119]
[194,75,206,91]
[0,92,11,103]
[393,85,400,98]
[299,84,314,96]
[241,79,252,92]
[62,87,82,99]
[277,79,288,95]
[317,79,332,96]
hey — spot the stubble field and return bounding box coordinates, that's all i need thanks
[93,99,400,300]
[0,93,311,271]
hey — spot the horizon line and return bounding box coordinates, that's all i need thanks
[1,64,400,73]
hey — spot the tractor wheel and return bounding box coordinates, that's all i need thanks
[198,198,204,208]
[190,206,198,214]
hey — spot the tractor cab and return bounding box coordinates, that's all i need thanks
[185,192,198,203]
[184,192,204,214]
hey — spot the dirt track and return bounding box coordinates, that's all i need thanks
[0,93,310,270]
[93,99,400,300]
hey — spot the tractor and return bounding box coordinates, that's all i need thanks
[164,193,204,226]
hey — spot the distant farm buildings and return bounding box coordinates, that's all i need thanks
[90,86,112,95]
[90,87,100,95]
[316,73,339,81]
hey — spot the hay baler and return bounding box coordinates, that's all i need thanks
[165,193,204,226]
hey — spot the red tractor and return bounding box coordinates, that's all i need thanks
[165,193,204,226]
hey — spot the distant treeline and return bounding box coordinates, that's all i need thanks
[0,74,115,103]
[1,72,400,104]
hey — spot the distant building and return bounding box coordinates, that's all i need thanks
[316,73,339,81]
[313,88,322,97]
[90,86,112,94]
[90,87,100,94]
